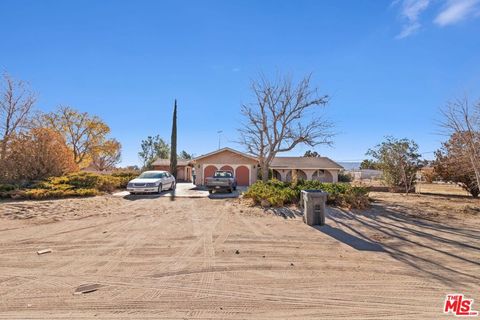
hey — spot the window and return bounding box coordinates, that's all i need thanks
[214,171,233,178]
[138,172,163,179]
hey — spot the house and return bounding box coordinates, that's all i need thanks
[152,147,343,186]
[152,159,193,182]
[270,156,343,182]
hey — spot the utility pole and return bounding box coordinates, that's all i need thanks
[217,130,223,149]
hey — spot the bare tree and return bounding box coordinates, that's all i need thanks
[440,97,480,190]
[0,73,36,160]
[238,73,333,181]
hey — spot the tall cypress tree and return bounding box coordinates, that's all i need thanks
[170,99,178,178]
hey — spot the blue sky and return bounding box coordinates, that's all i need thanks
[1,0,479,166]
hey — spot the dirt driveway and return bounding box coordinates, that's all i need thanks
[0,193,479,319]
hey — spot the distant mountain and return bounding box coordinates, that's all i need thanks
[336,162,361,170]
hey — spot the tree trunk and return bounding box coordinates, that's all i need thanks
[0,140,6,161]
[170,100,178,178]
[292,169,298,185]
[261,164,269,182]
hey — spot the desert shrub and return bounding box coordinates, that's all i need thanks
[244,180,369,209]
[0,172,124,200]
[110,170,140,188]
[244,179,297,206]
[0,188,99,200]
[46,172,122,192]
[338,171,353,183]
[25,188,98,200]
[0,184,17,192]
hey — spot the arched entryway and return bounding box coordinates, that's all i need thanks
[313,169,333,182]
[220,165,234,174]
[272,169,282,181]
[204,165,217,184]
[286,169,307,182]
[235,166,250,186]
[312,169,325,181]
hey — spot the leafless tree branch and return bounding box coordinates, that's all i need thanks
[0,73,36,160]
[238,73,333,181]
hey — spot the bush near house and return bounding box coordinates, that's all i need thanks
[244,179,369,209]
[110,170,140,188]
[0,172,136,200]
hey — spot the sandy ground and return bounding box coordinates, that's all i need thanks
[0,191,479,319]
[415,183,472,197]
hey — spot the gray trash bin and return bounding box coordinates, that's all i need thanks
[301,190,328,226]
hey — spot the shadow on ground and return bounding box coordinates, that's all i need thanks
[208,190,241,200]
[314,224,385,252]
[268,207,303,219]
[321,205,480,287]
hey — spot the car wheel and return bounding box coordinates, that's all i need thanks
[158,184,163,194]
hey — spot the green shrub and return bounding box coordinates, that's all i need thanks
[0,184,17,192]
[0,188,96,200]
[110,170,139,188]
[244,179,297,206]
[21,188,98,200]
[338,172,353,183]
[0,172,125,200]
[45,172,122,192]
[244,180,369,209]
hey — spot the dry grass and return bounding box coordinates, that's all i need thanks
[415,183,471,197]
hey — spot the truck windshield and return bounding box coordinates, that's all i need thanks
[214,171,233,178]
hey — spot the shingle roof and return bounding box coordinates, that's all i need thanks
[151,159,192,166]
[270,157,343,170]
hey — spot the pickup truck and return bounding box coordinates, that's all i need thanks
[205,170,237,194]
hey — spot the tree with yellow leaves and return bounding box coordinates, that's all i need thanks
[40,106,111,167]
[91,138,122,171]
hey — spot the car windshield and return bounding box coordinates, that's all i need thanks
[138,172,163,179]
[214,171,233,178]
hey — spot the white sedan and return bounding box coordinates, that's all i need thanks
[127,171,176,194]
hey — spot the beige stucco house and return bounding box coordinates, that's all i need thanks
[153,147,343,186]
[152,159,193,182]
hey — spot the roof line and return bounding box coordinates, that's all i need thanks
[193,147,258,161]
[270,167,342,170]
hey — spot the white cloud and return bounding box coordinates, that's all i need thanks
[434,0,480,26]
[395,0,431,38]
[396,21,422,38]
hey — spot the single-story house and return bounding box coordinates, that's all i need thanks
[152,159,193,182]
[152,147,343,186]
[270,156,343,183]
